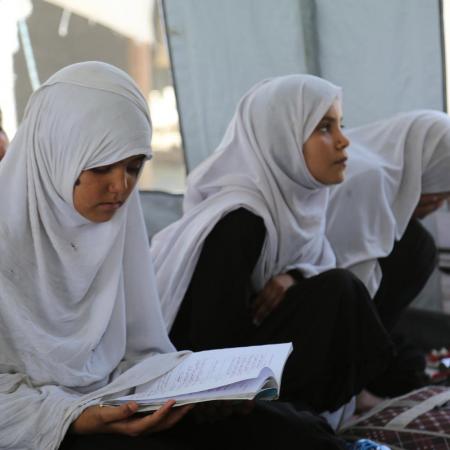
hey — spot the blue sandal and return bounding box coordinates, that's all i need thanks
[345,439,391,450]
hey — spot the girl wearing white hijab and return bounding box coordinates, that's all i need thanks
[0,60,193,449]
[151,75,393,417]
[0,62,348,450]
[325,110,449,397]
[326,110,448,327]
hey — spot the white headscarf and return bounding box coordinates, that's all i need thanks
[326,110,450,297]
[0,62,185,449]
[152,74,342,329]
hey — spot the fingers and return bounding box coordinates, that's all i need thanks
[253,293,282,326]
[100,402,139,424]
[414,194,449,219]
[147,403,194,433]
[414,198,444,219]
[70,402,139,435]
[252,289,280,326]
[108,400,193,436]
[150,399,177,420]
[124,400,177,435]
[72,400,194,436]
[252,274,295,325]
[157,404,194,430]
[252,280,276,312]
[419,193,449,205]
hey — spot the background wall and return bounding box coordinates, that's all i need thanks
[163,0,445,170]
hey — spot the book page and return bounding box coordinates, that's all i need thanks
[145,366,275,405]
[134,368,279,412]
[115,343,292,403]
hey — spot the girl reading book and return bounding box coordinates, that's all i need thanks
[0,62,348,450]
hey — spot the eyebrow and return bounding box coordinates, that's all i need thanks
[129,155,146,162]
[319,116,344,124]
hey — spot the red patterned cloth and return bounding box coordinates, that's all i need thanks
[342,386,450,449]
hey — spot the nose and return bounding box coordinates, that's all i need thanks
[336,128,350,150]
[108,166,128,194]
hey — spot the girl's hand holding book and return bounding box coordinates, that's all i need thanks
[70,400,194,436]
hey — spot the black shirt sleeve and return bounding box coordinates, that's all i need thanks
[169,207,266,350]
[287,269,305,283]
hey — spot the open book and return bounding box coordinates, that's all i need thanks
[103,342,292,411]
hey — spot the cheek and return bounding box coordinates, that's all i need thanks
[72,186,85,214]
[303,140,324,169]
[302,139,315,165]
[73,177,101,205]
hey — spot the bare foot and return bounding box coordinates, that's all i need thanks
[355,389,384,414]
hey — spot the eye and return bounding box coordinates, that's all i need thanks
[126,162,143,176]
[317,122,331,133]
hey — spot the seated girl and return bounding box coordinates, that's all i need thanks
[0,63,347,450]
[151,74,394,422]
[326,110,450,396]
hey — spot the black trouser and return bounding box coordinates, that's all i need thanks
[374,218,437,331]
[368,218,437,396]
[59,401,347,450]
[172,268,393,414]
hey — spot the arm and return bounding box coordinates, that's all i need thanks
[251,272,296,326]
[413,193,449,219]
[170,208,266,350]
[0,374,192,449]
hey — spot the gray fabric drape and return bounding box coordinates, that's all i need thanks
[162,0,444,171]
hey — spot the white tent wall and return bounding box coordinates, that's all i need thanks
[315,0,445,128]
[161,0,446,312]
[162,0,445,171]
[162,0,314,170]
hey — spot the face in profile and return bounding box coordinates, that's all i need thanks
[302,100,350,185]
[0,129,9,161]
[73,154,145,222]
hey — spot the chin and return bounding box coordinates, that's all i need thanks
[323,175,345,185]
[332,169,346,185]
[88,213,116,223]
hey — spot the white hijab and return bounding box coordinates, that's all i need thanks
[0,62,185,449]
[326,110,450,297]
[152,74,341,329]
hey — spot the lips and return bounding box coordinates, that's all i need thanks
[97,201,123,211]
[334,157,348,165]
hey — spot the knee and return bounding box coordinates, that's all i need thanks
[319,268,364,290]
[315,268,370,305]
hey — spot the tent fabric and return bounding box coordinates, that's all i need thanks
[162,0,444,171]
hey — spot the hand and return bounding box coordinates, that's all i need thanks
[193,400,255,423]
[70,400,193,436]
[413,193,448,219]
[252,273,296,326]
